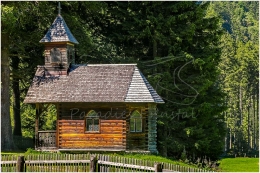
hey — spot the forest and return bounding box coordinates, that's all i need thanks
[1,1,259,161]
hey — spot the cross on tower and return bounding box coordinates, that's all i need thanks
[58,2,62,15]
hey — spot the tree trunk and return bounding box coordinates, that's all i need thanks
[224,111,228,153]
[229,128,232,150]
[239,85,243,126]
[247,98,250,151]
[255,91,259,150]
[162,125,168,157]
[1,33,15,151]
[12,56,22,136]
[253,94,256,150]
[254,91,259,150]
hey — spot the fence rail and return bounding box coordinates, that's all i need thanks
[98,160,154,171]
[1,153,209,172]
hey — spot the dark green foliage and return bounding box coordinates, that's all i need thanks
[3,1,255,161]
[3,1,101,138]
[3,1,58,140]
[87,1,226,161]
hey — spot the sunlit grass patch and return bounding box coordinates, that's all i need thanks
[218,157,259,172]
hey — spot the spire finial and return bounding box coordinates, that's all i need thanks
[58,2,62,15]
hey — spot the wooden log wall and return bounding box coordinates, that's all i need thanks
[148,104,158,153]
[55,103,155,152]
[57,103,127,150]
[125,103,149,151]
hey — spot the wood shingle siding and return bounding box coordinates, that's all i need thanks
[40,15,79,44]
[125,67,164,103]
[125,67,154,102]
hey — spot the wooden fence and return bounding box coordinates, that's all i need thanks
[1,153,209,172]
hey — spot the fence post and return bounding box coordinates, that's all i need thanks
[90,155,98,172]
[17,156,25,172]
[154,163,162,172]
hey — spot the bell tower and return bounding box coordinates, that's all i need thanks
[40,2,79,76]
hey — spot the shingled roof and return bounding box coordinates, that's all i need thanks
[24,64,164,104]
[39,15,79,44]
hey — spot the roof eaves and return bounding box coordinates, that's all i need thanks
[139,71,165,104]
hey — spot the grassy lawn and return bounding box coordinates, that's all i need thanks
[110,153,197,168]
[1,150,198,169]
[1,151,25,155]
[218,157,259,172]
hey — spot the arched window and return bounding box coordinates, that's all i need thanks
[85,110,99,132]
[130,110,142,132]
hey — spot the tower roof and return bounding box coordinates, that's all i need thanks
[40,15,79,44]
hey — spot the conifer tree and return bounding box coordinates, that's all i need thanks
[89,1,226,160]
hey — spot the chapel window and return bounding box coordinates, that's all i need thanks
[85,110,99,132]
[130,110,142,132]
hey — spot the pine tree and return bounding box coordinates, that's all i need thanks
[89,1,227,160]
[210,1,259,155]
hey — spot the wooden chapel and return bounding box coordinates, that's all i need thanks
[24,3,164,153]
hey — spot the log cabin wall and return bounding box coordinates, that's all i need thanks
[148,103,158,153]
[57,103,127,150]
[125,103,149,151]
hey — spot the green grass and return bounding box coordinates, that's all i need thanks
[1,148,55,155]
[110,153,196,168]
[1,151,25,155]
[1,150,198,169]
[218,157,259,172]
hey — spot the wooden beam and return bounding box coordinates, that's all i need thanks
[97,160,154,171]
[24,160,90,164]
[56,104,59,149]
[35,103,40,149]
[148,104,158,153]
[58,148,125,151]
[35,103,52,149]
